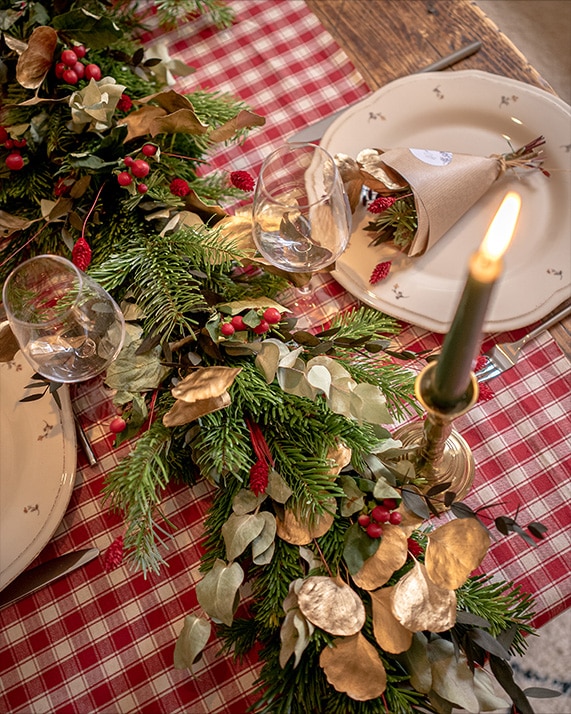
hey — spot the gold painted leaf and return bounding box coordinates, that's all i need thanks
[195,559,244,627]
[209,109,265,142]
[275,499,335,545]
[319,632,387,701]
[352,524,408,590]
[16,26,57,89]
[370,587,413,654]
[173,615,211,671]
[171,366,241,403]
[298,576,365,636]
[391,562,457,633]
[162,391,231,427]
[425,518,490,590]
[326,442,352,474]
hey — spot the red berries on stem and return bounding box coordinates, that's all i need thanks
[358,497,403,538]
[5,152,24,170]
[84,64,102,81]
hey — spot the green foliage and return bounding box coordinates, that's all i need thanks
[364,195,418,249]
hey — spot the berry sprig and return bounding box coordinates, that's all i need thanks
[54,45,101,85]
[219,307,283,338]
[1,124,27,171]
[357,497,403,539]
[117,146,157,194]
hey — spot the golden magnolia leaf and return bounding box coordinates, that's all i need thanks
[162,391,231,427]
[425,518,490,590]
[391,561,457,633]
[352,524,408,590]
[0,324,20,363]
[370,587,413,654]
[356,148,409,193]
[182,190,227,222]
[275,499,335,545]
[298,576,365,636]
[118,105,166,142]
[16,26,58,89]
[150,108,209,137]
[209,109,265,142]
[319,633,387,701]
[217,214,257,253]
[136,89,195,113]
[171,366,241,403]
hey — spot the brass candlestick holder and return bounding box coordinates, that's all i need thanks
[394,362,479,507]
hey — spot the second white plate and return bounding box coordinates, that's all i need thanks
[321,70,571,333]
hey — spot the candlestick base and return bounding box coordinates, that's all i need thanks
[394,362,479,511]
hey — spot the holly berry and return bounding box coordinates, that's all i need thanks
[5,152,24,170]
[389,511,403,525]
[13,138,27,148]
[54,62,66,79]
[253,320,270,335]
[357,513,370,528]
[131,159,150,178]
[0,126,8,143]
[371,505,390,523]
[61,49,78,67]
[62,69,79,84]
[263,307,282,324]
[4,139,14,149]
[366,522,383,539]
[220,322,235,337]
[142,144,157,157]
[84,63,102,81]
[117,171,133,186]
[231,315,247,331]
[109,416,127,434]
[73,45,87,59]
[383,498,398,510]
[137,183,148,194]
[72,61,85,79]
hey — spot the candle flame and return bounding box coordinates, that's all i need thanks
[480,191,521,261]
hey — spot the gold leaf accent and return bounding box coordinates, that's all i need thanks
[325,442,352,475]
[0,323,20,363]
[171,366,241,403]
[275,499,336,545]
[162,391,231,427]
[319,633,387,701]
[371,586,413,654]
[425,518,490,590]
[298,576,365,636]
[16,26,58,89]
[391,562,457,633]
[352,524,408,590]
[209,109,265,142]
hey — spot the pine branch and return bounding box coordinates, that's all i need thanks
[153,0,235,30]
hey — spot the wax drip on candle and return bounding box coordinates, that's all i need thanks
[431,191,521,408]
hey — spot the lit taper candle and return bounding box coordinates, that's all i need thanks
[432,191,522,408]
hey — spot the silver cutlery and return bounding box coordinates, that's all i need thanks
[0,547,99,609]
[288,41,482,143]
[475,302,571,383]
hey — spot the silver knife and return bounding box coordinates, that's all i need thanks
[0,548,99,608]
[289,40,482,143]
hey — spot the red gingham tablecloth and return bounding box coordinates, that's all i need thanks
[1,2,570,713]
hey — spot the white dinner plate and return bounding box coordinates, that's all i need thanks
[321,70,571,333]
[0,351,76,591]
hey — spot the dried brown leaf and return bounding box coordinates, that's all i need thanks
[275,499,335,545]
[319,632,387,701]
[298,576,365,636]
[150,108,209,137]
[118,105,167,142]
[351,524,408,590]
[136,89,195,113]
[391,561,457,633]
[16,26,58,89]
[0,211,38,238]
[209,109,265,143]
[162,391,231,427]
[0,324,20,363]
[171,366,241,402]
[370,586,413,654]
[425,518,490,590]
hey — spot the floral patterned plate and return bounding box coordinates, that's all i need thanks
[322,70,571,333]
[0,351,76,592]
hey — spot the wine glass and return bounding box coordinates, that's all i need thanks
[2,254,125,383]
[251,142,351,326]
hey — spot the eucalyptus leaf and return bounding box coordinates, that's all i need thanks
[343,522,380,574]
[222,512,266,561]
[467,628,510,660]
[173,615,211,671]
[265,469,293,504]
[339,474,365,517]
[195,559,244,627]
[401,488,430,520]
[232,489,266,515]
[428,638,479,713]
[372,476,401,502]
[251,512,277,561]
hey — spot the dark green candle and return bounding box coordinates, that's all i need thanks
[432,192,521,408]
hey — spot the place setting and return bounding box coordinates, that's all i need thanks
[0,2,570,714]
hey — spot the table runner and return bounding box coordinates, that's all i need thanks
[1,2,570,713]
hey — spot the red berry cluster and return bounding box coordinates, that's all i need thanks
[220,307,283,337]
[357,498,402,539]
[1,125,27,171]
[55,45,102,85]
[117,146,156,193]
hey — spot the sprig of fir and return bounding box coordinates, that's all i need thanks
[363,194,417,249]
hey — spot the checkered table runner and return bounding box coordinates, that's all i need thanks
[1,2,569,713]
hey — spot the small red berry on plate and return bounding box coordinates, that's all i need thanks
[383,498,398,510]
[61,49,78,67]
[357,513,370,528]
[5,152,24,170]
[371,505,390,523]
[84,63,102,81]
[263,307,282,324]
[366,522,383,539]
[62,68,79,84]
[220,322,235,337]
[253,320,270,334]
[137,183,148,194]
[389,511,403,525]
[142,144,157,157]
[131,159,150,178]
[230,315,247,331]
[109,416,127,434]
[117,171,132,186]
[73,45,87,59]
